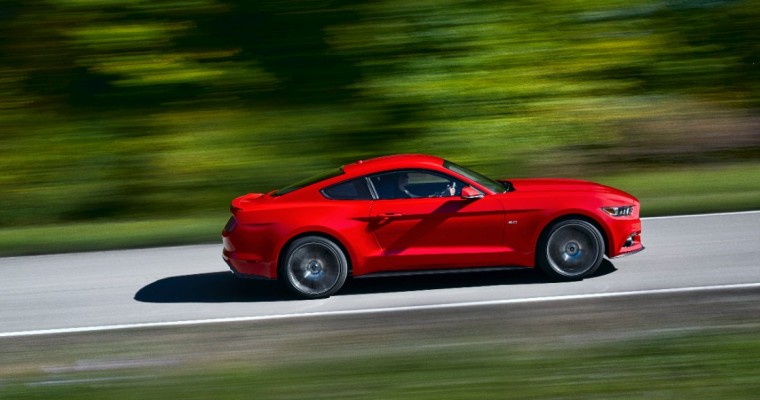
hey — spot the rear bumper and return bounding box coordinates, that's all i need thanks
[221,230,276,279]
[222,250,275,280]
[222,215,280,279]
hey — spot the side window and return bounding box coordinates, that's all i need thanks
[369,170,464,200]
[321,178,373,200]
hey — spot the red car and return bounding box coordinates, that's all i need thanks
[222,154,643,298]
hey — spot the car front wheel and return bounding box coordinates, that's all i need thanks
[537,219,605,281]
[281,236,348,299]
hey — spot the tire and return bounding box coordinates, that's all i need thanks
[280,236,348,298]
[537,219,605,281]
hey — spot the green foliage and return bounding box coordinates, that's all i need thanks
[1,0,758,227]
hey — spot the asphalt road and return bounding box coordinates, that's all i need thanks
[1,211,759,337]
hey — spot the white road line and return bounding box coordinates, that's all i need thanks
[2,282,759,339]
[642,210,760,220]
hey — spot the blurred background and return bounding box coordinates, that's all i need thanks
[2,3,760,398]
[1,0,758,253]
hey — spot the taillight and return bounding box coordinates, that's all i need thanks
[224,216,237,233]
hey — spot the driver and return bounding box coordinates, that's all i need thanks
[397,172,457,198]
[397,172,417,198]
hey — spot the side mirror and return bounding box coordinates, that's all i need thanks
[461,186,484,199]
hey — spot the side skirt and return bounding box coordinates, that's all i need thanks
[354,266,532,279]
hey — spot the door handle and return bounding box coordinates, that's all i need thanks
[377,212,403,220]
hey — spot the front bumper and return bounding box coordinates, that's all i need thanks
[611,244,645,258]
[606,216,643,258]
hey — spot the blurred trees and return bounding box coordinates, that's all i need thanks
[1,0,758,225]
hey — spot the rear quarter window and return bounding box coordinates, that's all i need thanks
[321,178,373,200]
[273,168,344,196]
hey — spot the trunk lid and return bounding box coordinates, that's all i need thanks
[231,193,268,214]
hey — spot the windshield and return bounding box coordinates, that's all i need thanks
[443,160,507,194]
[272,168,344,196]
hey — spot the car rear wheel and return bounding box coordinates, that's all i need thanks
[537,219,604,281]
[281,236,348,299]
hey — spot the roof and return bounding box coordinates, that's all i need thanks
[341,154,445,177]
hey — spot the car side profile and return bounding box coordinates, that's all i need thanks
[222,154,643,298]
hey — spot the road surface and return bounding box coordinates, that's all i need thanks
[1,211,758,337]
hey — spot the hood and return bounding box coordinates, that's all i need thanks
[501,178,620,194]
[500,178,638,202]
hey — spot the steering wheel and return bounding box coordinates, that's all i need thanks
[432,182,456,197]
[402,188,420,198]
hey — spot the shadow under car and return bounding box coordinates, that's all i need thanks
[134,260,617,303]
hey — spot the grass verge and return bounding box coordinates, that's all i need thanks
[596,163,760,216]
[0,216,226,257]
[1,330,759,399]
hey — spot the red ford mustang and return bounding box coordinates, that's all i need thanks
[222,154,643,298]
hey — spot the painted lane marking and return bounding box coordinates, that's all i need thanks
[642,210,760,220]
[2,282,759,339]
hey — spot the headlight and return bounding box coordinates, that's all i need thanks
[601,205,634,217]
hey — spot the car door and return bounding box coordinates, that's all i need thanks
[368,170,505,270]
